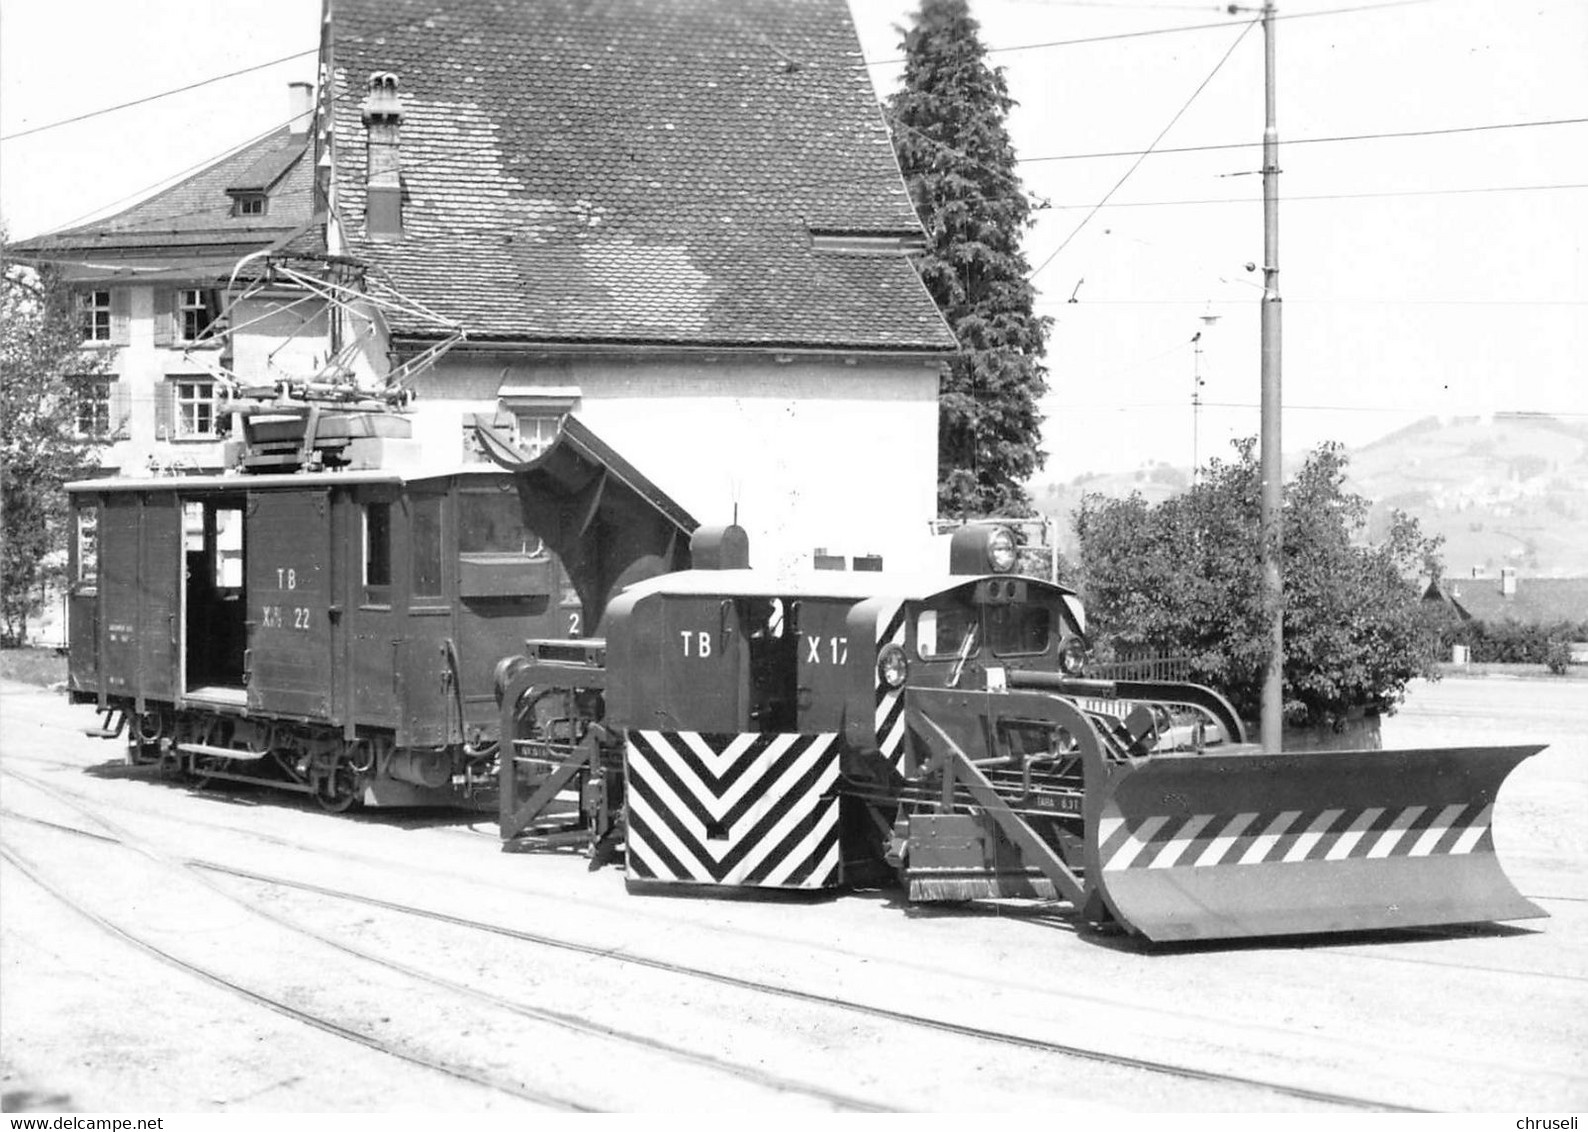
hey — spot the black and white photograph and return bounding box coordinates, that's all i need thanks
[1,0,1583,1117]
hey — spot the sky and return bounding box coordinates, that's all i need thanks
[2,0,1584,483]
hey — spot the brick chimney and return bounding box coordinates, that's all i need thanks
[288,81,314,135]
[361,72,403,239]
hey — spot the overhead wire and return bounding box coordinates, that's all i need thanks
[1036,182,1587,209]
[1017,117,1588,165]
[0,48,319,143]
[1028,17,1258,280]
[863,0,1440,65]
[17,0,1580,288]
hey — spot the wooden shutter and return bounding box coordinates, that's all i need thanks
[109,381,131,438]
[155,380,174,440]
[152,289,175,346]
[110,289,132,345]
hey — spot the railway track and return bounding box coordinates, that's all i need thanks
[0,839,587,1113]
[0,768,891,1113]
[1,765,1424,1113]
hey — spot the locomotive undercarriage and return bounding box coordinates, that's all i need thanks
[100,703,494,812]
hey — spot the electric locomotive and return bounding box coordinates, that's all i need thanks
[65,401,692,810]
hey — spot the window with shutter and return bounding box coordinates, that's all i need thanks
[110,382,131,437]
[155,380,174,440]
[110,289,132,345]
[176,289,223,343]
[170,378,217,438]
[72,377,112,436]
[153,289,175,346]
[79,291,112,343]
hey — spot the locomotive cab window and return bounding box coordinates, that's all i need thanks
[916,603,980,661]
[987,603,1052,656]
[459,490,542,557]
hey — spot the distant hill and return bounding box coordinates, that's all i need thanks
[1351,414,1588,577]
[1034,414,1588,577]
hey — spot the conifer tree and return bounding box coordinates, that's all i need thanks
[889,0,1050,516]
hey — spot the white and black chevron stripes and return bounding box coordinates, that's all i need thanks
[873,603,908,768]
[625,730,841,888]
[1098,799,1498,872]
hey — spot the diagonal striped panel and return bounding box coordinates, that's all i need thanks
[1099,799,1499,871]
[873,603,909,768]
[625,730,841,889]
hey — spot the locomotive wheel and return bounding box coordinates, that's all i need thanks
[315,768,359,813]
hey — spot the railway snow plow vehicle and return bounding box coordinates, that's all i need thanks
[496,518,1547,943]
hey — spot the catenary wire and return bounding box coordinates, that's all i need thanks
[1017,117,1588,165]
[1028,19,1257,280]
[0,48,319,143]
[864,0,1441,64]
[1036,182,1587,209]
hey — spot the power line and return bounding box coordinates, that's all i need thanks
[1029,19,1257,279]
[864,0,1438,64]
[1051,401,1588,417]
[0,5,447,146]
[1017,117,1588,165]
[1036,298,1588,306]
[32,115,309,236]
[0,48,318,143]
[1033,182,1588,209]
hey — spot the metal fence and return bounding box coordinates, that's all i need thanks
[1087,652,1193,683]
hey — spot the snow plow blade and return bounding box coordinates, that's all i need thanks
[1088,744,1547,942]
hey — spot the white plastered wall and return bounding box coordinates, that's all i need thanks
[408,351,944,574]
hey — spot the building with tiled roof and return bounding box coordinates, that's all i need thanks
[9,85,325,474]
[322,0,956,569]
[13,1,954,569]
[1434,571,1588,627]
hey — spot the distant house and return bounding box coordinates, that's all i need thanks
[320,0,956,570]
[8,85,325,475]
[1427,568,1588,626]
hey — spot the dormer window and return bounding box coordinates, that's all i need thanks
[234,194,266,216]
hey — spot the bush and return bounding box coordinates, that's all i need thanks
[1074,440,1443,729]
[1545,640,1573,676]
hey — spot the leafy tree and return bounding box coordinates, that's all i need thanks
[888,0,1050,517]
[1073,440,1445,728]
[1,240,107,646]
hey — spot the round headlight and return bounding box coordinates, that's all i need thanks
[1058,637,1087,675]
[877,643,909,689]
[987,527,1017,573]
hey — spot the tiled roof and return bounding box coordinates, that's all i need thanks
[330,0,956,352]
[1445,577,1588,626]
[11,129,319,261]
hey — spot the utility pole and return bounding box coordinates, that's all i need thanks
[1257,0,1284,750]
[1227,0,1283,748]
[1192,331,1204,479]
